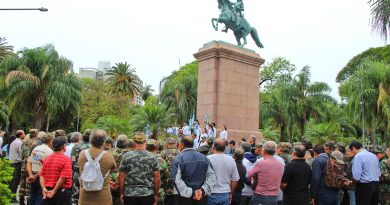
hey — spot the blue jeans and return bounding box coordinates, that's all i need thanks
[30,177,43,205]
[251,194,278,205]
[316,191,340,205]
[348,190,356,205]
[208,193,229,205]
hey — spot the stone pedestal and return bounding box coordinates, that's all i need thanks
[194,41,265,142]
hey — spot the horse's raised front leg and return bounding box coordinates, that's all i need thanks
[211,18,219,31]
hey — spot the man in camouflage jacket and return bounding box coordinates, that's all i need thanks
[19,129,39,205]
[70,129,90,205]
[160,137,179,205]
[374,147,390,205]
[109,135,129,205]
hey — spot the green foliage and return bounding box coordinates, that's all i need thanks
[368,0,390,40]
[0,37,13,63]
[260,57,296,89]
[130,97,175,139]
[336,45,390,83]
[1,45,82,131]
[96,115,131,138]
[140,84,155,101]
[106,62,142,97]
[160,61,198,125]
[0,158,15,205]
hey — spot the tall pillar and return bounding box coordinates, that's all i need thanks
[194,41,265,141]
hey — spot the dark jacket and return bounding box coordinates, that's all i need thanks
[311,153,339,199]
[172,148,216,198]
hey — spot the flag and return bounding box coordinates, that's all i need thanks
[188,112,195,130]
[205,113,209,124]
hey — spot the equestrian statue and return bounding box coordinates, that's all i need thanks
[211,0,264,48]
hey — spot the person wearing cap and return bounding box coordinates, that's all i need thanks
[198,145,211,156]
[78,130,116,205]
[311,141,339,205]
[39,136,72,205]
[240,142,257,205]
[27,133,54,205]
[161,137,179,205]
[109,135,130,205]
[54,129,66,138]
[278,142,293,166]
[373,146,390,205]
[19,129,40,205]
[207,138,239,205]
[254,142,263,159]
[281,144,311,205]
[172,135,216,205]
[147,139,169,205]
[65,132,81,158]
[247,141,284,205]
[119,133,160,205]
[70,129,90,205]
[349,141,380,205]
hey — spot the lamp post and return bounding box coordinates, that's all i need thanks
[0,7,48,12]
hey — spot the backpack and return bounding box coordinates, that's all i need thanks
[80,149,110,191]
[324,157,347,189]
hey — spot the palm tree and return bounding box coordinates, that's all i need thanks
[130,97,175,139]
[3,45,82,130]
[0,37,13,62]
[293,66,335,138]
[160,61,198,125]
[368,0,390,40]
[106,62,142,97]
[140,84,154,101]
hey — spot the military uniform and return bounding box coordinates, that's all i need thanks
[19,137,39,205]
[380,157,390,205]
[154,153,169,205]
[160,146,179,205]
[118,150,159,197]
[70,142,89,205]
[109,148,129,205]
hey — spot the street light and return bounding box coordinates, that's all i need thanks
[0,7,48,12]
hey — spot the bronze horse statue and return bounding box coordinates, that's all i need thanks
[211,0,264,48]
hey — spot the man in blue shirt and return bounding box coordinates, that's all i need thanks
[349,141,380,205]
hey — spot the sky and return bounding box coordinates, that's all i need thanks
[0,0,386,99]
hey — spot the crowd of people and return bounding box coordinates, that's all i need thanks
[0,126,389,205]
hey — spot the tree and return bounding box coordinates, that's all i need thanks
[293,66,335,138]
[339,60,390,146]
[259,57,296,88]
[0,158,15,205]
[336,45,390,83]
[368,0,390,40]
[106,62,142,97]
[96,115,131,138]
[130,97,175,139]
[2,45,82,130]
[140,84,154,101]
[0,37,13,63]
[160,61,198,125]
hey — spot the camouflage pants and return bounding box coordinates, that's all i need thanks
[19,171,30,205]
[158,188,165,205]
[72,172,80,205]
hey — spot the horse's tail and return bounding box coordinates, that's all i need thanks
[250,27,264,48]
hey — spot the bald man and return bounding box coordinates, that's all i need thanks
[207,138,239,205]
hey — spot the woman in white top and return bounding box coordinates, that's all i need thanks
[220,125,228,140]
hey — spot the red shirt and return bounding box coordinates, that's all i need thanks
[39,152,72,189]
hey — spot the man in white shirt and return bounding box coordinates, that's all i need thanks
[207,138,239,205]
[64,132,81,158]
[9,130,25,194]
[27,133,54,205]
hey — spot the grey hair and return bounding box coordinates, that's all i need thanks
[263,141,277,155]
[70,132,82,143]
[116,134,129,149]
[90,129,108,148]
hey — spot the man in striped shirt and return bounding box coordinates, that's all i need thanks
[39,136,72,205]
